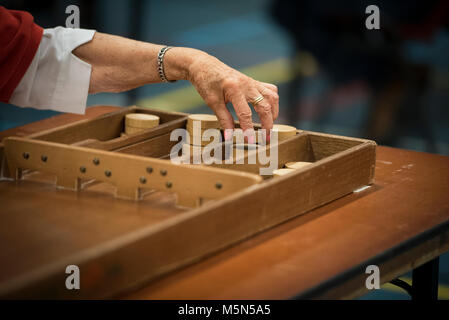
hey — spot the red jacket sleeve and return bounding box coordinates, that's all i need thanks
[0,6,43,103]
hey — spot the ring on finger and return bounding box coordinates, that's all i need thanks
[250,95,264,106]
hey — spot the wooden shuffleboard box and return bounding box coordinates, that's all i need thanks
[0,106,376,298]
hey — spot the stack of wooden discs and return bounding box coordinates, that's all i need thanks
[124,113,160,135]
[272,124,297,142]
[186,114,221,147]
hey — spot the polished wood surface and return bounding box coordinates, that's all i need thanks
[126,146,449,299]
[1,106,448,299]
[0,172,184,287]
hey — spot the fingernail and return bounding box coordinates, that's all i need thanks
[248,134,255,145]
[224,129,233,141]
[265,129,271,143]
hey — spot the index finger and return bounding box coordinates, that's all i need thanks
[230,92,254,134]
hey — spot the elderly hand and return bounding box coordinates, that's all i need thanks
[72,33,278,139]
[186,52,279,142]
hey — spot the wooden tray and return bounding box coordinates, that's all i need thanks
[0,106,376,298]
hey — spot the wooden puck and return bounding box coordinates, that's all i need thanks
[272,124,297,141]
[125,113,160,129]
[273,168,295,177]
[284,161,312,170]
[186,128,223,146]
[187,114,220,129]
[125,126,148,135]
[186,125,218,135]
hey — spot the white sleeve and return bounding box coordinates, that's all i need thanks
[9,27,96,114]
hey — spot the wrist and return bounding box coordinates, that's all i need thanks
[163,47,208,81]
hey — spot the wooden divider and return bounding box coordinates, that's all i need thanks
[4,137,262,207]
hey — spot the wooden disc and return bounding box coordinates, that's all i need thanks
[125,126,147,135]
[186,124,221,135]
[187,114,220,129]
[273,168,295,177]
[186,127,222,146]
[272,124,297,141]
[284,161,312,170]
[125,113,160,129]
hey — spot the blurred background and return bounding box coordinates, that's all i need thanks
[1,0,448,299]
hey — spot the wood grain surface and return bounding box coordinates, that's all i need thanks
[1,106,447,299]
[126,146,449,299]
[0,106,374,298]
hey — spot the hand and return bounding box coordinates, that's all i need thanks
[187,52,279,142]
[72,33,278,136]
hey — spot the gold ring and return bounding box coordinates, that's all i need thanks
[251,95,264,106]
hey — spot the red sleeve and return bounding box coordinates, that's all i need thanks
[0,6,43,103]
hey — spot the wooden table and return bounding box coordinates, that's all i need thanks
[1,106,448,299]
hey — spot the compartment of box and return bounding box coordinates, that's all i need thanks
[0,106,188,178]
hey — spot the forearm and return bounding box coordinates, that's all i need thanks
[72,32,207,93]
[72,31,279,134]
[5,13,278,131]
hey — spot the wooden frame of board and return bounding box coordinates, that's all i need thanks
[0,106,376,298]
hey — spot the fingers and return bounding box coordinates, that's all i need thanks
[211,103,235,140]
[229,91,254,134]
[188,53,279,142]
[248,88,274,132]
[222,77,255,134]
[212,103,234,130]
[257,82,279,120]
[260,82,278,93]
[218,76,278,143]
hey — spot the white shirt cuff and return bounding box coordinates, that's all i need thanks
[9,27,96,114]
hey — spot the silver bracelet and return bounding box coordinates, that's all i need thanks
[157,46,176,83]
